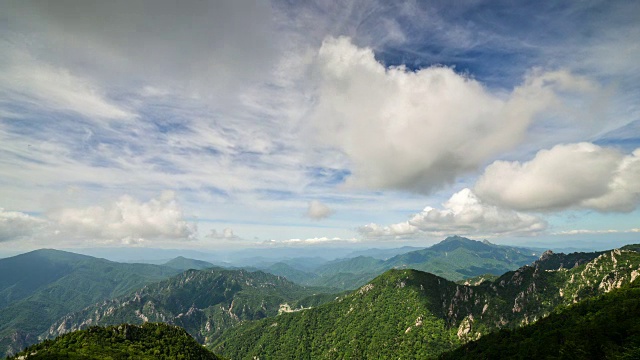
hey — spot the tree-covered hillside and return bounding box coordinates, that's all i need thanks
[163,256,217,271]
[211,247,640,359]
[8,323,222,360]
[0,250,180,357]
[439,279,640,360]
[213,269,462,359]
[47,268,335,347]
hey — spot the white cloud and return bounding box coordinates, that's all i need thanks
[50,191,196,244]
[206,228,239,240]
[0,46,134,121]
[307,36,595,194]
[3,1,276,97]
[553,228,640,236]
[475,143,640,212]
[306,200,334,220]
[262,237,359,246]
[0,208,45,242]
[359,188,547,239]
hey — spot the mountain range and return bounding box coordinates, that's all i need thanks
[211,247,640,359]
[45,268,334,347]
[0,250,180,358]
[2,237,639,358]
[261,236,541,289]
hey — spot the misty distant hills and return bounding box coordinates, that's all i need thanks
[261,236,541,289]
[163,256,218,271]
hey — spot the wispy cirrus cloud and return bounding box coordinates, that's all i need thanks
[1,0,639,249]
[0,45,134,122]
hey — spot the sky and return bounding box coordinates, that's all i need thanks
[1,0,639,253]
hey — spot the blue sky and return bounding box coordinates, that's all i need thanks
[0,0,638,251]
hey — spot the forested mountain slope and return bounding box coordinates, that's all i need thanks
[0,249,180,357]
[46,268,334,346]
[439,279,640,359]
[211,247,640,359]
[8,323,223,360]
[163,256,217,271]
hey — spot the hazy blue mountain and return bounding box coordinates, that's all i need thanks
[262,262,319,284]
[0,249,180,358]
[343,246,423,260]
[286,236,541,290]
[68,247,220,264]
[163,256,217,271]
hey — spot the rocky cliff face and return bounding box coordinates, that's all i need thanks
[446,248,640,341]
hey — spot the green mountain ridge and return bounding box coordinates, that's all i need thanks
[439,278,640,359]
[8,323,222,360]
[163,256,218,271]
[274,236,541,290]
[0,249,180,358]
[210,246,640,359]
[45,268,336,347]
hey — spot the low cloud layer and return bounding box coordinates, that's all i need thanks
[306,200,334,220]
[475,143,640,212]
[308,37,595,194]
[207,228,239,240]
[262,237,359,246]
[554,228,640,236]
[359,188,547,239]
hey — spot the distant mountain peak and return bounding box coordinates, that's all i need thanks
[539,249,554,261]
[430,236,485,252]
[443,235,470,242]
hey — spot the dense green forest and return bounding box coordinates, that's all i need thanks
[4,242,640,359]
[212,269,462,359]
[8,323,222,360]
[0,250,180,358]
[211,248,640,359]
[46,268,335,347]
[439,279,640,359]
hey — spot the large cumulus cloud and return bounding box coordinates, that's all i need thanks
[307,37,595,194]
[50,191,196,244]
[475,143,640,212]
[359,188,547,239]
